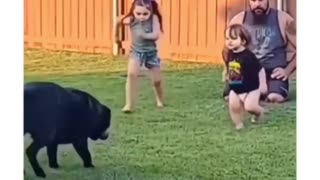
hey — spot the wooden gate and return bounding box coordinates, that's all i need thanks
[24,0,114,54]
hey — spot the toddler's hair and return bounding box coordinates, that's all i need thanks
[225,24,251,46]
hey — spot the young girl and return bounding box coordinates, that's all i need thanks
[222,24,266,130]
[114,0,164,113]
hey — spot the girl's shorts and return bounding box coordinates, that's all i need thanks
[130,50,160,69]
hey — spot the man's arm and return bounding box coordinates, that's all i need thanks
[272,11,296,80]
[286,54,296,75]
[285,16,297,75]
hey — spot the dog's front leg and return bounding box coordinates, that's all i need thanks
[47,143,60,168]
[26,141,46,178]
[72,138,94,168]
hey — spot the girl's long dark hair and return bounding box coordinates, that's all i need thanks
[151,0,163,32]
[121,0,163,32]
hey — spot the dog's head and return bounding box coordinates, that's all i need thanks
[89,104,111,141]
[66,87,111,141]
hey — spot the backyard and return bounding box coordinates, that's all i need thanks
[24,49,296,180]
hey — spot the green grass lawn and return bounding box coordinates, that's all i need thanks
[24,50,296,180]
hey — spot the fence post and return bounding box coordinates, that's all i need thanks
[112,0,119,56]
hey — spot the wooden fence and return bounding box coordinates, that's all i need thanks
[24,0,296,63]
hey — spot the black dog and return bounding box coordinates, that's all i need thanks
[24,82,111,178]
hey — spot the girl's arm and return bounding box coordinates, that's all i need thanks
[250,52,267,95]
[120,15,133,25]
[259,68,267,84]
[222,66,228,82]
[258,67,268,95]
[141,15,161,40]
[114,15,132,42]
[221,46,229,82]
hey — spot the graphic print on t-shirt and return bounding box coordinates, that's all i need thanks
[228,60,243,85]
[249,26,276,61]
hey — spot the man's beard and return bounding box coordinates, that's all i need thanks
[250,4,269,24]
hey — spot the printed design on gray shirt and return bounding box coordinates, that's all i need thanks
[249,26,276,61]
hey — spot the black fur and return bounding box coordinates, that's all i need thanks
[24,82,111,178]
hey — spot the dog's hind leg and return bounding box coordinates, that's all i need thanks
[26,141,46,178]
[72,139,94,168]
[47,143,59,169]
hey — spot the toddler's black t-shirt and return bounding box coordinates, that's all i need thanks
[225,49,262,94]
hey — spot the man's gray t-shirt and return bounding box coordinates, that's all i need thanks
[243,8,288,70]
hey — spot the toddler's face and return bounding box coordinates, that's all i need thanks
[225,28,244,51]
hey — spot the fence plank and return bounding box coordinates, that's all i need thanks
[78,0,87,51]
[63,0,71,43]
[87,0,95,51]
[171,0,180,48]
[71,0,79,50]
[207,0,217,47]
[95,0,103,44]
[188,0,197,49]
[197,0,207,49]
[179,0,188,47]
[56,0,63,49]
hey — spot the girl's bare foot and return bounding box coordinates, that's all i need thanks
[156,101,164,108]
[251,109,266,123]
[235,123,244,130]
[122,105,133,113]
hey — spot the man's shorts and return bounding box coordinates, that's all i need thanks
[265,69,289,99]
[130,50,160,69]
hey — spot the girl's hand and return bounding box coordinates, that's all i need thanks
[222,67,228,83]
[222,73,228,83]
[138,15,161,40]
[137,30,147,38]
[258,68,268,95]
[259,83,268,95]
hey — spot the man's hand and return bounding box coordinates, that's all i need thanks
[271,67,288,81]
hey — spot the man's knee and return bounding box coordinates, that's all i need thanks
[267,93,285,103]
[266,79,289,103]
